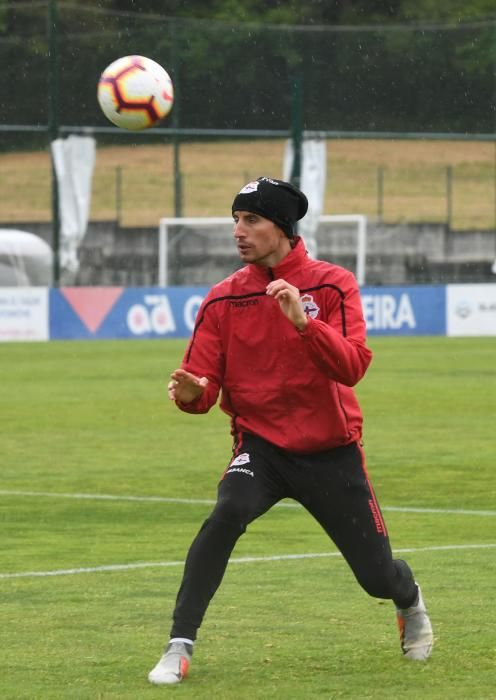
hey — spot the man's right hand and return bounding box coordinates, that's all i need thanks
[167,368,209,404]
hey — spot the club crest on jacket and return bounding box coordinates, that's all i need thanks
[300,293,320,319]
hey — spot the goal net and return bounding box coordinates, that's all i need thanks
[158,215,367,287]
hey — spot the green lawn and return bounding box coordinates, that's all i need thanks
[0,337,495,699]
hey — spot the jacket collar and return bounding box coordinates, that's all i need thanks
[249,236,307,280]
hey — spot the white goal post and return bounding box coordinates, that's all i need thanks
[158,214,367,287]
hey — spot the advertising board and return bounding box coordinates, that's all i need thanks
[2,283,494,341]
[49,287,208,340]
[0,287,48,342]
[361,286,445,336]
[447,284,496,336]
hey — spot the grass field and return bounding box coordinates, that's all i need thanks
[1,336,495,699]
[1,138,496,229]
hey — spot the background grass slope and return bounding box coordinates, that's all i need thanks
[2,139,496,228]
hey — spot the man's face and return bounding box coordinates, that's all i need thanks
[233,210,290,266]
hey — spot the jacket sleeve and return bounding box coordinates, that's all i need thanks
[175,292,224,414]
[297,277,372,387]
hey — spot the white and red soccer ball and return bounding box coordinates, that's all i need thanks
[97,55,174,130]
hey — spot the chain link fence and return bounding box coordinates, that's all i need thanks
[2,4,495,133]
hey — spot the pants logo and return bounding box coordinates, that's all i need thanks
[230,452,250,467]
[226,453,254,478]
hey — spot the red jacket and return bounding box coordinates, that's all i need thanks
[178,237,373,453]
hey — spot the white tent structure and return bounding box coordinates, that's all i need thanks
[0,230,53,286]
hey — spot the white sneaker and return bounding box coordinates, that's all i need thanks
[396,585,433,660]
[148,641,193,685]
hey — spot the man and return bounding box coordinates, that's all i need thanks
[148,176,433,685]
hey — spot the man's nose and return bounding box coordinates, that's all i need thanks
[233,221,246,238]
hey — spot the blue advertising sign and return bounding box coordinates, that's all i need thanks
[361,285,445,336]
[50,287,209,340]
[49,284,445,340]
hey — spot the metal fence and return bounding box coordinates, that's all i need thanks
[2,3,495,133]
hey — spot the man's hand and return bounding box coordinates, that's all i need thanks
[167,368,209,404]
[266,279,308,331]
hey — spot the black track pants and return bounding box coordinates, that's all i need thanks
[171,434,417,641]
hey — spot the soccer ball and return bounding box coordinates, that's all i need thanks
[97,55,174,130]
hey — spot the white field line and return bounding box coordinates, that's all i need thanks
[0,489,495,517]
[1,543,495,581]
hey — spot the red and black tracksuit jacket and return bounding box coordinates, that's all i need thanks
[177,237,372,454]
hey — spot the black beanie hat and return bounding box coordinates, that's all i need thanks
[232,176,308,238]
